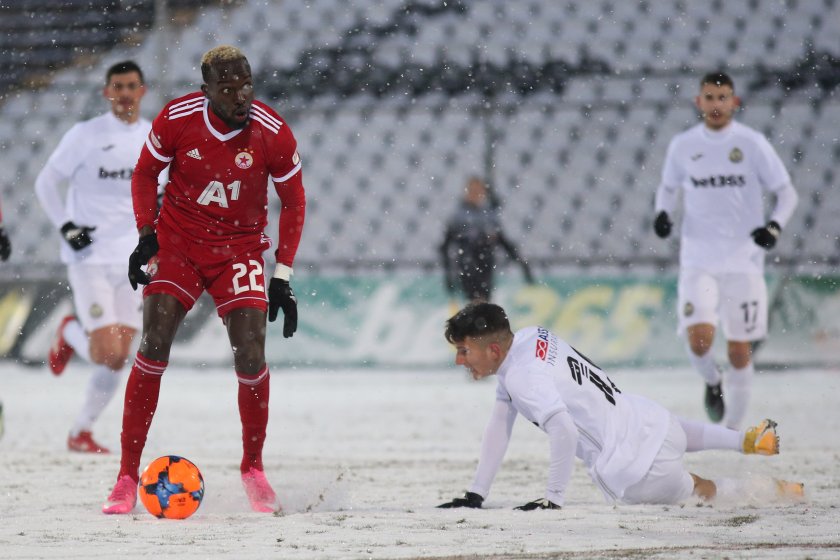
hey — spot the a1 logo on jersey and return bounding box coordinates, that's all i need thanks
[235,148,254,169]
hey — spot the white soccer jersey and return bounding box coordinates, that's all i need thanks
[656,121,793,274]
[36,112,151,265]
[479,327,670,502]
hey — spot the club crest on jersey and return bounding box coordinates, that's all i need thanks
[684,302,694,317]
[729,147,743,163]
[235,149,254,169]
[292,151,300,165]
[89,303,103,319]
[146,255,160,279]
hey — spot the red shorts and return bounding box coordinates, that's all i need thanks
[144,234,270,318]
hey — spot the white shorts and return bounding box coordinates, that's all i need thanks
[67,263,143,332]
[621,414,694,505]
[677,269,768,341]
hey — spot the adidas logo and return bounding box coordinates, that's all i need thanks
[187,148,202,160]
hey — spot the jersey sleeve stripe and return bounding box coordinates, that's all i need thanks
[169,96,204,112]
[271,161,302,183]
[250,112,280,134]
[145,137,174,162]
[169,105,204,121]
[251,105,283,128]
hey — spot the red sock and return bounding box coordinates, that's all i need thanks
[118,353,167,481]
[238,365,270,474]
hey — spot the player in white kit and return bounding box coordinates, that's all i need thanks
[34,61,152,453]
[437,304,799,510]
[653,72,798,429]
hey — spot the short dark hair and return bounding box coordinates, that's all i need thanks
[445,303,511,344]
[700,72,734,91]
[106,60,144,84]
[201,45,249,83]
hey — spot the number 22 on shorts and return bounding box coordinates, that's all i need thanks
[232,260,264,295]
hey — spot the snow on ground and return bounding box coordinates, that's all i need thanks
[1,362,839,559]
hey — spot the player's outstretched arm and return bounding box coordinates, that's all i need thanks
[437,491,484,509]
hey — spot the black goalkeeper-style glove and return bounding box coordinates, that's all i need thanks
[514,498,561,511]
[127,233,159,290]
[751,220,781,250]
[268,277,298,338]
[0,226,10,261]
[437,491,484,509]
[60,221,96,251]
[653,211,672,239]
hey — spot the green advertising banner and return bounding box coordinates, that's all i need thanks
[4,274,839,369]
[167,273,838,369]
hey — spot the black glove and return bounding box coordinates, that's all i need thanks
[514,498,561,511]
[751,220,781,250]
[268,277,298,338]
[653,211,672,239]
[0,226,10,261]
[127,233,159,290]
[60,221,96,251]
[437,491,484,509]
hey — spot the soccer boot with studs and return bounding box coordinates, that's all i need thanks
[774,479,805,499]
[102,475,138,514]
[743,419,779,455]
[241,467,279,513]
[67,430,110,454]
[48,315,76,375]
[704,382,725,423]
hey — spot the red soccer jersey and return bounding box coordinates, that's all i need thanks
[132,92,305,266]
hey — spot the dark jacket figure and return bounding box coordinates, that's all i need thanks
[440,177,533,302]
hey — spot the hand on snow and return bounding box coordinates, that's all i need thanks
[513,498,560,511]
[437,491,484,509]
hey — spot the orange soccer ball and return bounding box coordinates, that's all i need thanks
[138,455,205,519]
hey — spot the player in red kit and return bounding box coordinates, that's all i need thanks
[102,46,305,514]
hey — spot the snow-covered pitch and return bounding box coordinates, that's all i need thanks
[1,363,837,559]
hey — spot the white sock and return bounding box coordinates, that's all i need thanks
[678,416,742,452]
[723,363,754,430]
[70,364,124,436]
[686,347,721,385]
[63,319,92,363]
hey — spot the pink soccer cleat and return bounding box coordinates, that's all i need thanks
[67,430,110,454]
[241,468,279,513]
[48,315,76,376]
[102,475,138,514]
